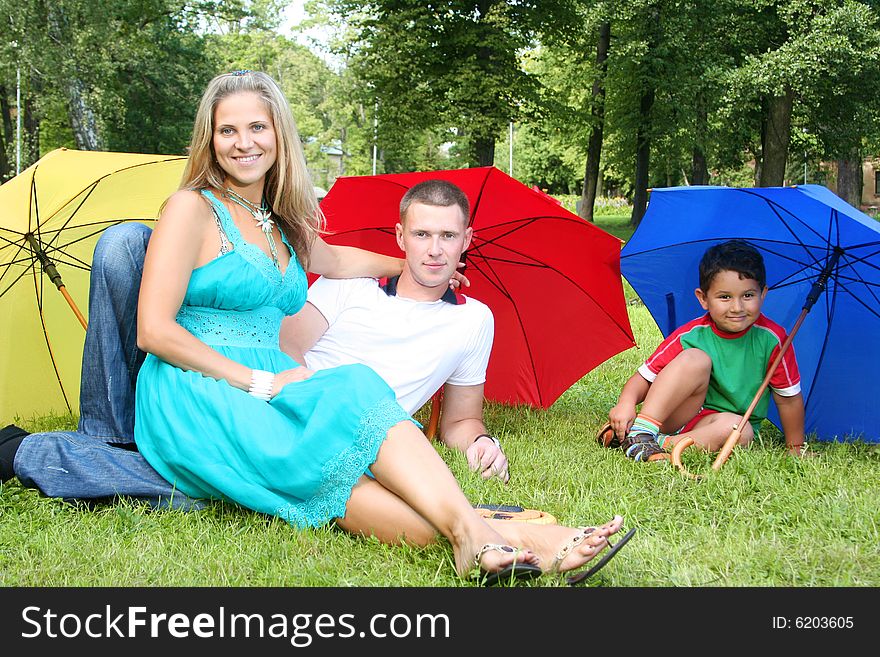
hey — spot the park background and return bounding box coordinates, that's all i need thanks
[1,1,879,587]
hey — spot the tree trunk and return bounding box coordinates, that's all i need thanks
[758,88,793,187]
[836,152,863,208]
[475,137,495,167]
[0,85,11,179]
[66,78,103,150]
[691,97,708,185]
[691,147,708,186]
[47,2,103,151]
[580,21,611,223]
[23,91,39,170]
[631,86,655,227]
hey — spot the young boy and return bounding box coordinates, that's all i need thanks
[599,239,806,462]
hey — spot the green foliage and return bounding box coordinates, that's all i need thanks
[320,0,547,168]
[0,0,281,174]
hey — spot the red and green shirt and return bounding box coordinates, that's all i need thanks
[638,313,801,432]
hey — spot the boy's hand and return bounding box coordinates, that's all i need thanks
[608,403,636,439]
[786,443,815,458]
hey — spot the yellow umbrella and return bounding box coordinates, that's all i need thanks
[0,148,186,420]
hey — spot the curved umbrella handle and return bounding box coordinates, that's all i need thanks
[670,437,702,480]
[712,426,743,470]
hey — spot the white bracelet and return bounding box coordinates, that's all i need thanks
[248,369,275,401]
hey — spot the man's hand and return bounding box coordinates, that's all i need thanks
[467,435,509,483]
[271,366,315,397]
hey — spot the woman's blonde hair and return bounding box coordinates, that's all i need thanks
[181,70,324,262]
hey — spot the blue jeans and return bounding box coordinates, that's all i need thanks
[14,223,202,510]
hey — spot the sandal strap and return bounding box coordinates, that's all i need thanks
[554,526,597,563]
[474,543,517,569]
[622,432,665,461]
[596,423,621,449]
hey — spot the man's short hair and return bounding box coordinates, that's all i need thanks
[699,239,766,291]
[399,179,470,225]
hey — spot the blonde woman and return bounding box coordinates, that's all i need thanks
[134,70,625,584]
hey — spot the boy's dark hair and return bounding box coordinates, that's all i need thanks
[699,239,766,291]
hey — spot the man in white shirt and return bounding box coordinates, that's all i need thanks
[283,178,507,481]
[3,180,507,513]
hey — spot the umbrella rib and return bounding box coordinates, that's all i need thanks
[38,180,100,252]
[0,229,27,243]
[467,168,494,228]
[737,189,830,249]
[832,274,880,321]
[468,238,635,340]
[0,240,31,290]
[28,167,38,234]
[470,254,548,268]
[0,258,35,298]
[465,255,545,407]
[473,215,608,247]
[30,262,72,413]
[803,265,840,412]
[621,236,832,261]
[33,156,186,236]
[42,219,144,270]
[835,243,880,277]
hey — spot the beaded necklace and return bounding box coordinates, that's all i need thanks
[223,187,281,270]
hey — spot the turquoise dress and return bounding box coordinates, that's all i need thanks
[134,190,412,527]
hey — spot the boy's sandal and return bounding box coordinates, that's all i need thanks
[474,544,543,587]
[621,432,669,462]
[596,423,622,449]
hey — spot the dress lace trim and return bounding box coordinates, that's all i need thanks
[209,204,232,257]
[201,190,293,285]
[198,189,308,313]
[176,305,283,348]
[274,398,413,527]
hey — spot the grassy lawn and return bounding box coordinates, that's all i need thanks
[2,214,878,587]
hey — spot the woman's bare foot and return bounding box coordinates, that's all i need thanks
[488,515,624,574]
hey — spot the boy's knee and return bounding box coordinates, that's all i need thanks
[93,223,152,274]
[713,412,752,444]
[677,348,712,373]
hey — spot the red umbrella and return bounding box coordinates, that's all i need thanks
[317,166,635,409]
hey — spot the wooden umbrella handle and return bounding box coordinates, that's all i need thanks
[59,285,88,331]
[670,436,702,480]
[711,307,808,471]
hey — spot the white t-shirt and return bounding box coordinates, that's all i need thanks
[303,277,494,415]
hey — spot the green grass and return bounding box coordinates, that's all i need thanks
[2,217,878,587]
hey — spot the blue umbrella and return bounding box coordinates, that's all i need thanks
[620,184,880,444]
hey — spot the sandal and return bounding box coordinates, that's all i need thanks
[474,544,543,587]
[548,526,600,573]
[565,527,637,586]
[596,422,622,449]
[621,432,669,462]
